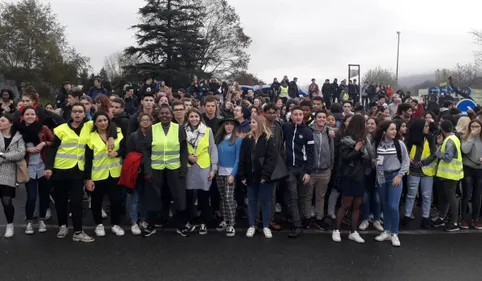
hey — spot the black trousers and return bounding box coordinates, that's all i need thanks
[91,176,122,225]
[54,179,84,232]
[462,166,482,221]
[186,189,211,224]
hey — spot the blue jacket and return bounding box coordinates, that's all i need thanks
[217,137,242,176]
[88,87,108,101]
[237,119,251,135]
[282,122,314,175]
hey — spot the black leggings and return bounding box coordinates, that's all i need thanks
[1,196,14,224]
[462,166,482,221]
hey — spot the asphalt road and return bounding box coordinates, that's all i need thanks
[1,188,482,281]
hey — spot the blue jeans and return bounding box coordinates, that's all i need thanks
[377,171,403,234]
[130,182,146,223]
[248,183,273,228]
[361,190,381,221]
[25,177,50,221]
[405,175,433,218]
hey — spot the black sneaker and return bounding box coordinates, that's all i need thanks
[433,218,445,228]
[313,219,328,230]
[301,218,311,229]
[199,224,207,235]
[421,218,431,229]
[142,227,156,237]
[177,227,189,237]
[288,227,303,238]
[401,216,411,227]
[444,223,460,232]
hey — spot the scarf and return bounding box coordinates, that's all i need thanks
[185,122,207,151]
[341,136,369,159]
[17,121,42,145]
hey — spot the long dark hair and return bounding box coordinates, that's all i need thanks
[406,118,426,149]
[340,114,353,136]
[215,120,239,145]
[343,114,366,141]
[374,120,397,148]
[91,111,111,133]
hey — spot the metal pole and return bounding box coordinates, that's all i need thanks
[396,31,401,86]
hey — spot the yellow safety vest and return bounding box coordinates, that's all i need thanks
[53,121,92,171]
[342,92,350,101]
[151,122,181,170]
[87,128,123,181]
[409,139,437,176]
[436,135,464,180]
[187,127,211,169]
[280,86,289,98]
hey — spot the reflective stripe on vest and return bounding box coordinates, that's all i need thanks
[187,127,211,169]
[87,128,123,181]
[436,135,464,180]
[409,139,437,176]
[53,122,92,170]
[280,86,288,98]
[151,123,181,170]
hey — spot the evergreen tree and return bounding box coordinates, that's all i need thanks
[125,0,207,88]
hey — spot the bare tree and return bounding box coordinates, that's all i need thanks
[471,30,482,65]
[363,66,397,87]
[449,63,482,88]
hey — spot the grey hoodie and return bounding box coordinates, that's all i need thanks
[310,123,334,170]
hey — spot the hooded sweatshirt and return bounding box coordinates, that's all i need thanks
[309,123,334,170]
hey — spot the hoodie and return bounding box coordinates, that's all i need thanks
[309,123,334,171]
[237,119,251,137]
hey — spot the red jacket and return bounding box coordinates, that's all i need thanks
[25,125,54,163]
[118,152,143,189]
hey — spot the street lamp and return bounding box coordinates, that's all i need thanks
[396,31,401,86]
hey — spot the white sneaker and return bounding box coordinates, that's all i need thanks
[131,223,141,235]
[111,225,125,236]
[391,234,401,247]
[95,224,106,237]
[57,225,68,238]
[373,220,384,232]
[332,230,341,242]
[375,231,392,242]
[38,221,47,233]
[359,220,369,231]
[216,221,227,232]
[25,222,34,235]
[4,223,14,238]
[72,231,95,243]
[101,209,108,219]
[45,209,52,221]
[246,227,255,238]
[348,231,365,243]
[226,226,236,237]
[263,227,272,239]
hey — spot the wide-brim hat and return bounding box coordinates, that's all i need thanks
[219,117,239,127]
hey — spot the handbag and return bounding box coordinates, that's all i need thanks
[257,139,289,182]
[16,159,29,184]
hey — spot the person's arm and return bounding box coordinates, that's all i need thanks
[43,126,54,146]
[179,126,188,178]
[126,134,135,154]
[142,130,153,177]
[208,130,218,173]
[1,137,26,162]
[329,133,335,169]
[84,145,94,180]
[398,141,410,177]
[237,138,248,181]
[261,137,278,182]
[117,138,126,159]
[304,129,314,175]
[231,138,242,177]
[340,142,363,162]
[45,135,61,170]
[421,135,438,166]
[461,137,475,154]
[435,139,456,163]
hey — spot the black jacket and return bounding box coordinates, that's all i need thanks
[288,81,298,98]
[124,95,139,116]
[112,111,130,139]
[282,122,314,175]
[338,136,369,183]
[237,133,277,185]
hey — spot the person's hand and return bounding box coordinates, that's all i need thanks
[188,155,197,163]
[44,170,52,180]
[108,150,118,158]
[208,171,215,181]
[35,142,46,151]
[437,134,443,145]
[108,137,115,152]
[302,174,311,185]
[260,179,266,184]
[144,173,152,182]
[392,176,402,187]
[85,180,95,192]
[241,179,247,185]
[228,175,234,185]
[471,127,481,136]
[355,140,364,151]
[27,147,40,153]
[329,130,335,138]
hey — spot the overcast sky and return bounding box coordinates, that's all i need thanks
[36,0,481,86]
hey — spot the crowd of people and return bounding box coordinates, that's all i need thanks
[0,75,480,248]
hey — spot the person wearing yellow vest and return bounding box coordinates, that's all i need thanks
[142,104,189,237]
[184,109,218,235]
[279,80,289,103]
[403,119,438,229]
[44,103,117,243]
[434,120,463,232]
[84,111,125,238]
